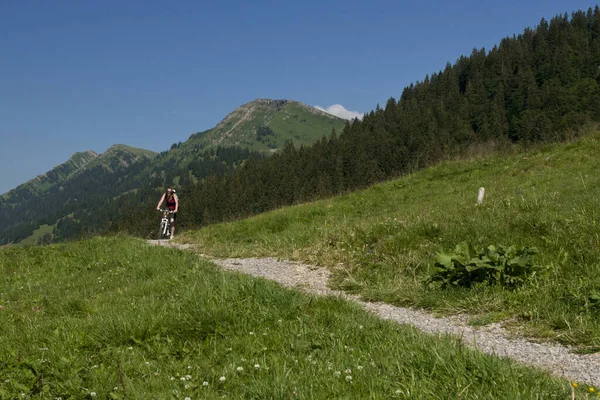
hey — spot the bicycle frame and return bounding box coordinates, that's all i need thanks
[158,209,174,239]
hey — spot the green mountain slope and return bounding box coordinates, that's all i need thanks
[0,145,157,244]
[1,150,98,201]
[181,99,347,154]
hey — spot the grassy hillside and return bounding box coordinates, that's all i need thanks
[181,130,600,350]
[19,224,54,246]
[182,99,347,154]
[0,236,575,398]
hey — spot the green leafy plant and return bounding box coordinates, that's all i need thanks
[426,242,547,289]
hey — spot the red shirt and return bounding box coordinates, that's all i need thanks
[166,195,176,211]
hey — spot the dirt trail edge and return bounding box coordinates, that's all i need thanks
[148,239,600,386]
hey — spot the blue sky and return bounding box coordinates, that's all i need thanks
[0,0,596,194]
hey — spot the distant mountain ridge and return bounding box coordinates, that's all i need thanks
[5,150,99,199]
[1,145,156,200]
[0,144,157,244]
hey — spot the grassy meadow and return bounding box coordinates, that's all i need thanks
[182,131,600,350]
[0,236,582,399]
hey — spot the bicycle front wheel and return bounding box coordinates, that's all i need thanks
[158,221,167,239]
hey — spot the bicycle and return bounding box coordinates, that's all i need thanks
[157,209,175,240]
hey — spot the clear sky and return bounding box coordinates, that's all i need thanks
[0,0,596,194]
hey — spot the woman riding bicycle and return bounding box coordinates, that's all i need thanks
[156,187,179,239]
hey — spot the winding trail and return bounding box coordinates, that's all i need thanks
[148,239,600,386]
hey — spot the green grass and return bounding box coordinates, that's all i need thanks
[0,236,580,398]
[268,102,346,147]
[20,224,54,246]
[181,131,600,349]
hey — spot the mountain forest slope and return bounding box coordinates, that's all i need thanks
[0,100,346,245]
[0,145,157,244]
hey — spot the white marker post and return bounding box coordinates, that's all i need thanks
[477,187,485,205]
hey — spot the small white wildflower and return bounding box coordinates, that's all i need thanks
[357,365,363,370]
[236,366,244,372]
[91,365,98,369]
[4,379,10,383]
[254,364,260,369]
[180,377,186,381]
[345,375,352,381]
[187,365,192,369]
[127,347,133,350]
[184,384,190,389]
[262,347,267,351]
[227,348,232,351]
[21,394,26,398]
[185,375,192,380]
[184,397,191,400]
[277,319,282,323]
[345,369,352,374]
[219,376,226,382]
[90,392,97,397]
[249,331,255,335]
[39,347,48,351]
[334,371,341,377]
[170,377,175,381]
[359,325,364,329]
[145,361,150,365]
[395,389,402,394]
[113,387,118,391]
[202,381,209,386]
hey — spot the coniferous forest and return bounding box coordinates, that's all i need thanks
[103,9,600,239]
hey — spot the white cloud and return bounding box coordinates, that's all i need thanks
[315,104,363,120]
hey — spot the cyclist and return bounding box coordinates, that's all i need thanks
[156,187,179,239]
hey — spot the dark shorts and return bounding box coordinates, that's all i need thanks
[169,211,177,226]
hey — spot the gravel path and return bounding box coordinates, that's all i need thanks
[148,240,600,386]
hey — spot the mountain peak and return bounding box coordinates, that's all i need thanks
[252,98,289,104]
[185,98,346,152]
[103,144,156,158]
